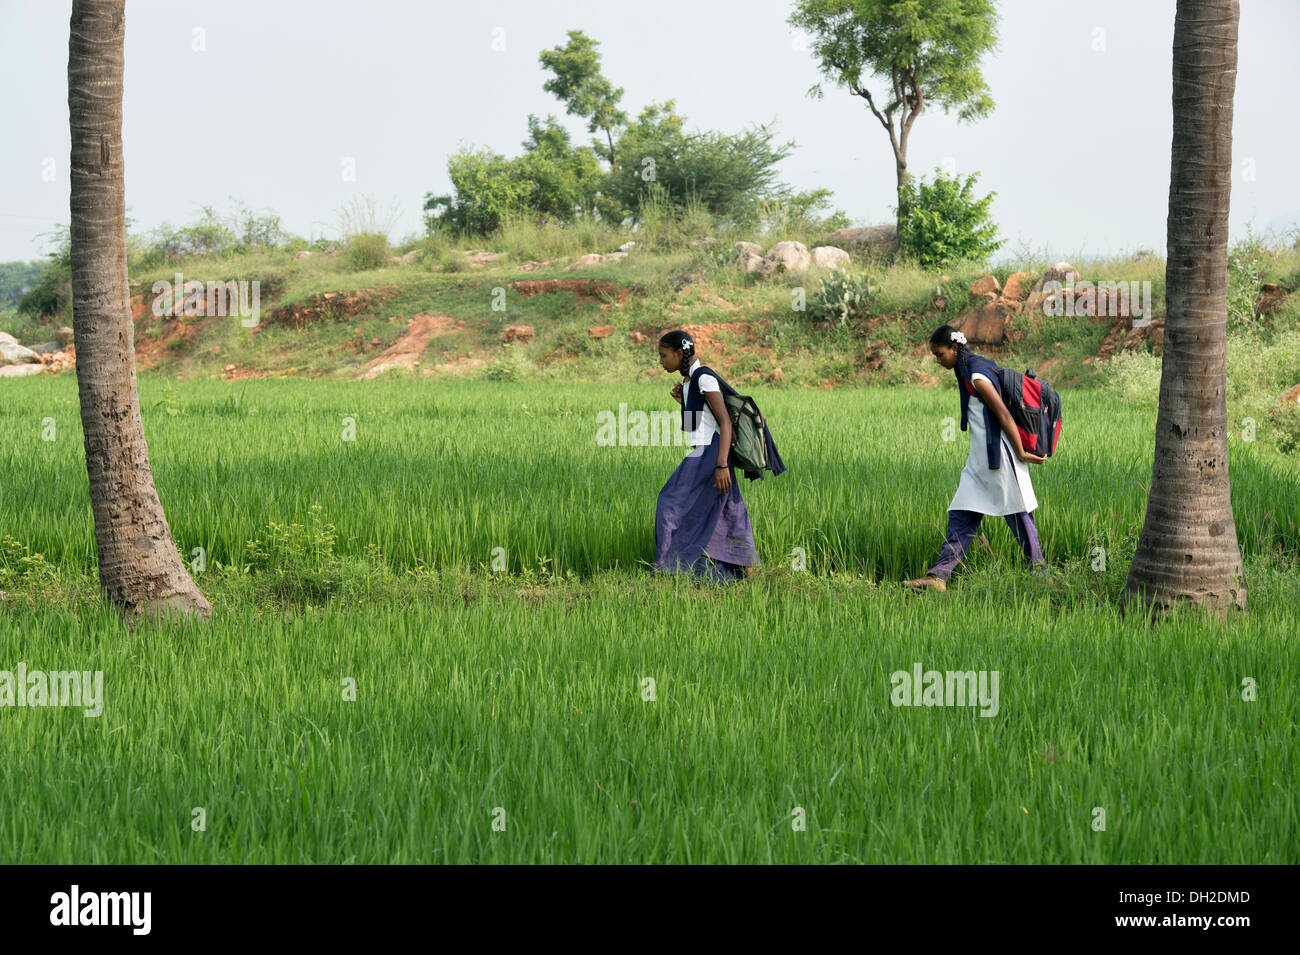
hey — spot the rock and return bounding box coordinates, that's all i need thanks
[501,325,535,343]
[1035,261,1080,293]
[1258,282,1288,316]
[738,251,763,273]
[629,330,648,344]
[57,326,74,347]
[399,249,422,265]
[0,332,18,345]
[0,340,40,365]
[604,251,627,262]
[735,241,764,258]
[932,296,948,311]
[1280,384,1300,405]
[618,241,637,253]
[968,274,1001,301]
[30,341,60,355]
[757,241,812,277]
[770,367,784,382]
[294,250,313,260]
[566,253,606,270]
[1002,270,1034,301]
[809,246,852,270]
[0,363,45,378]
[223,364,236,373]
[953,301,1021,346]
[466,251,502,267]
[588,324,614,339]
[821,225,898,256]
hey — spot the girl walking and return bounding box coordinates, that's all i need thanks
[905,324,1047,592]
[653,330,776,581]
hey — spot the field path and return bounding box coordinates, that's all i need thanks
[357,313,461,379]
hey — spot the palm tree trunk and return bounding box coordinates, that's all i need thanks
[1122,0,1246,618]
[69,0,211,621]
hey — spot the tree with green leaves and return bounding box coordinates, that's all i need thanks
[603,100,795,225]
[896,168,1003,267]
[538,30,628,166]
[790,0,998,233]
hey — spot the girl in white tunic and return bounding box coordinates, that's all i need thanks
[905,325,1047,592]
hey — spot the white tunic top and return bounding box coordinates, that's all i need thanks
[949,372,1038,516]
[682,359,721,447]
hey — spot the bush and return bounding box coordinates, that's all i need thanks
[1227,232,1268,332]
[896,169,1004,269]
[1102,349,1164,405]
[346,233,391,272]
[808,269,877,326]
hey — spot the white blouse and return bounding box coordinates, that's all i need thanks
[948,372,1038,515]
[682,359,722,447]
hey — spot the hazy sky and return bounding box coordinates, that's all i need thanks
[1,0,1297,264]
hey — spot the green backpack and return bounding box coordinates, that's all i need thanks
[688,366,786,479]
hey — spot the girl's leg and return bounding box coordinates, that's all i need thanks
[1004,510,1046,572]
[925,509,984,581]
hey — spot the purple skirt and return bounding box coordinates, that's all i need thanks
[654,433,759,582]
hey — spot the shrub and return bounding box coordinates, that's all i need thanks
[896,168,1004,269]
[808,269,877,326]
[1103,349,1164,405]
[1227,233,1268,331]
[346,233,391,272]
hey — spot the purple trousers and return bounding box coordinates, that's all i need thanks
[925,509,1045,580]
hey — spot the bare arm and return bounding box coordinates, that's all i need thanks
[704,389,734,492]
[973,377,1045,465]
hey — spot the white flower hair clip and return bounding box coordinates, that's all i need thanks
[950,330,967,345]
[682,336,694,350]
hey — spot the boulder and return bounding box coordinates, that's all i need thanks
[501,325,535,343]
[953,301,1022,347]
[757,241,811,277]
[820,224,898,256]
[735,241,764,258]
[968,274,1001,301]
[0,340,40,365]
[1002,270,1034,301]
[466,251,502,267]
[604,251,628,262]
[30,341,60,355]
[629,330,648,344]
[1035,261,1080,293]
[738,251,763,273]
[294,250,313,260]
[0,332,18,345]
[809,246,852,271]
[588,325,614,339]
[57,326,74,347]
[566,253,606,270]
[618,241,637,253]
[1258,282,1288,317]
[398,249,422,265]
[0,363,45,378]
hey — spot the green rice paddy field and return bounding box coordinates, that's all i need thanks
[1,377,1297,863]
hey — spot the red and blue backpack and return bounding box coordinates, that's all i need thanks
[958,353,1062,466]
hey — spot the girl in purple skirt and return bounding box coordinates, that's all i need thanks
[905,324,1047,592]
[653,330,761,582]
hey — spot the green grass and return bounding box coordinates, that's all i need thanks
[0,377,1296,863]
